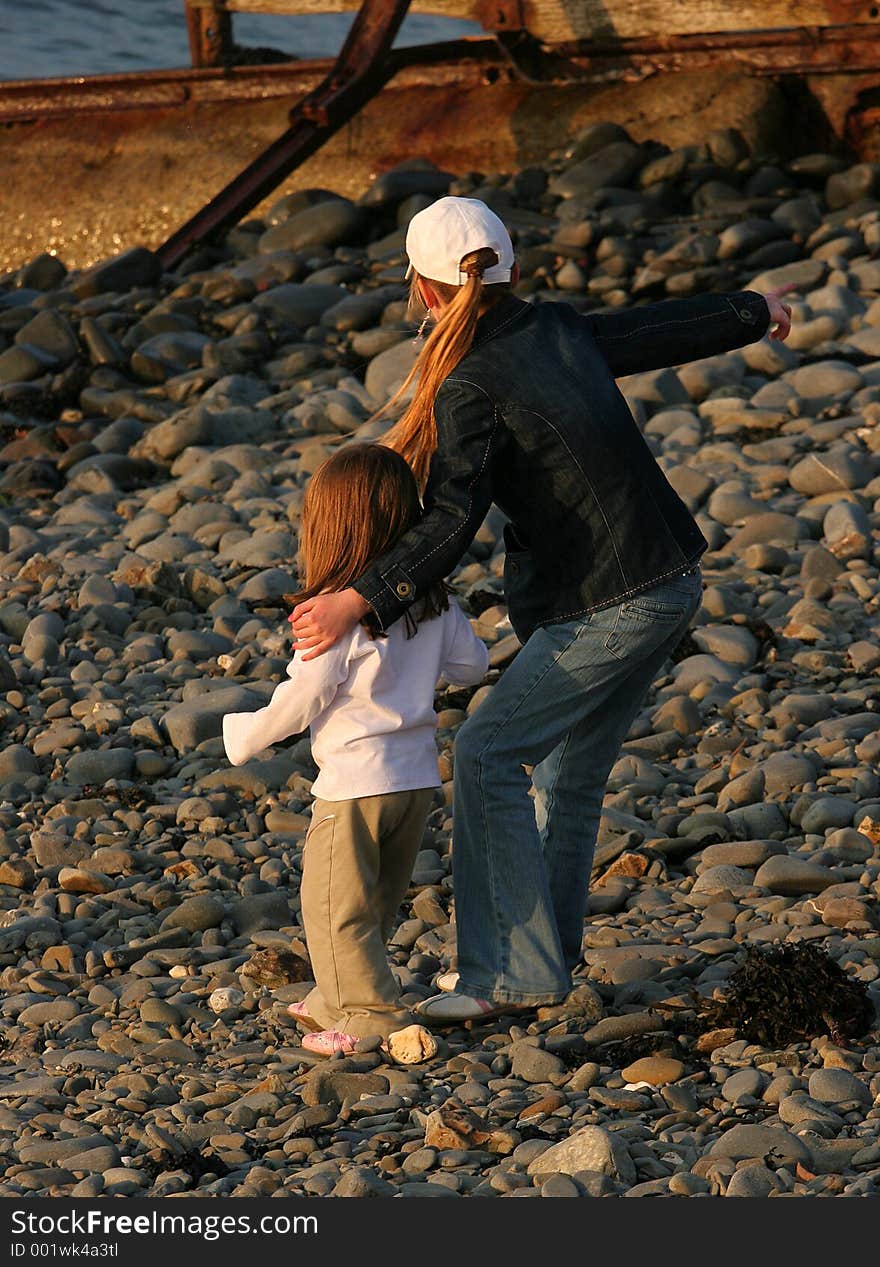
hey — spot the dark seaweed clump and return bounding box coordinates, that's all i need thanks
[140,1148,231,1184]
[593,1031,681,1067]
[699,944,875,1047]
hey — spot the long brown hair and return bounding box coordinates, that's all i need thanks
[287,442,448,637]
[381,246,511,489]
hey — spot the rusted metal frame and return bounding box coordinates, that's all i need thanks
[576,22,880,61]
[0,42,504,124]
[586,29,880,79]
[474,0,525,30]
[156,0,412,270]
[185,1,235,68]
[5,19,880,128]
[500,22,880,82]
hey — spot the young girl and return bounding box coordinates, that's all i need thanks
[222,442,488,1054]
[288,196,794,1025]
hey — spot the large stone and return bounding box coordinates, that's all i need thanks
[0,745,39,779]
[692,864,754,893]
[527,1126,636,1183]
[722,513,809,552]
[301,1069,388,1108]
[133,406,212,462]
[708,1123,810,1164]
[808,1068,872,1106]
[783,361,864,409]
[72,248,161,299]
[716,767,765,812]
[162,685,263,753]
[162,895,225,933]
[754,855,834,895]
[677,353,744,403]
[621,1056,684,1085]
[18,1135,116,1165]
[691,625,757,669]
[700,840,781,869]
[749,258,827,294]
[620,367,690,409]
[254,283,347,328]
[823,501,872,561]
[510,1040,568,1085]
[131,332,212,382]
[62,1146,122,1174]
[0,858,34,888]
[259,198,366,252]
[58,867,111,895]
[826,162,880,209]
[18,998,81,1026]
[790,451,870,495]
[759,744,820,795]
[237,568,298,603]
[800,796,858,834]
[364,338,419,404]
[665,465,714,511]
[333,1166,395,1198]
[725,1165,782,1198]
[361,163,452,207]
[231,891,290,936]
[65,749,134,787]
[726,802,788,839]
[671,654,739,692]
[14,310,79,365]
[550,142,647,198]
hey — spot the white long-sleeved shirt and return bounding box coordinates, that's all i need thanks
[222,600,488,801]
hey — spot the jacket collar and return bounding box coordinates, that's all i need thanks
[472,294,530,349]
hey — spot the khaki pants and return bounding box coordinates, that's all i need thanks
[300,787,435,1039]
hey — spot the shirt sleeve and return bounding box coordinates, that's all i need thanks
[221,643,349,767]
[352,376,499,632]
[439,601,490,687]
[584,290,771,378]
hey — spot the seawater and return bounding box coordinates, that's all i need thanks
[0,0,479,81]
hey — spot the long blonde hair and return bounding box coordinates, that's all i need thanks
[381,247,510,489]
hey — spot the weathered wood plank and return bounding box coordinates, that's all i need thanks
[186,0,880,43]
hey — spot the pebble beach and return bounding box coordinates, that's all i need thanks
[1,122,880,1199]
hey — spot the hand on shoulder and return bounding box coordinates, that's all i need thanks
[288,588,371,660]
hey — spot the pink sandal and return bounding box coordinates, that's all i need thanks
[301,1028,359,1057]
[287,1001,322,1032]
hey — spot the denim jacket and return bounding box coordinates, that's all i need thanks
[353,291,770,642]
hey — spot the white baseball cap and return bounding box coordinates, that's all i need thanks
[404,196,515,286]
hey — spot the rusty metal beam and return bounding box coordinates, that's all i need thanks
[156,0,412,270]
[185,1,234,68]
[5,22,880,129]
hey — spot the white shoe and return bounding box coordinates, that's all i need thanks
[415,991,531,1026]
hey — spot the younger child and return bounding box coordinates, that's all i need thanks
[222,443,488,1055]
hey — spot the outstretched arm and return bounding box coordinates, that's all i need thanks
[585,288,791,378]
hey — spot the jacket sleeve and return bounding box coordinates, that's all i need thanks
[221,645,349,767]
[585,290,770,378]
[439,602,490,687]
[352,377,498,631]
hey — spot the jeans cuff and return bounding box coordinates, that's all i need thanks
[456,977,570,1006]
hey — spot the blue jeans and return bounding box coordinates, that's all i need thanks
[451,569,703,1005]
